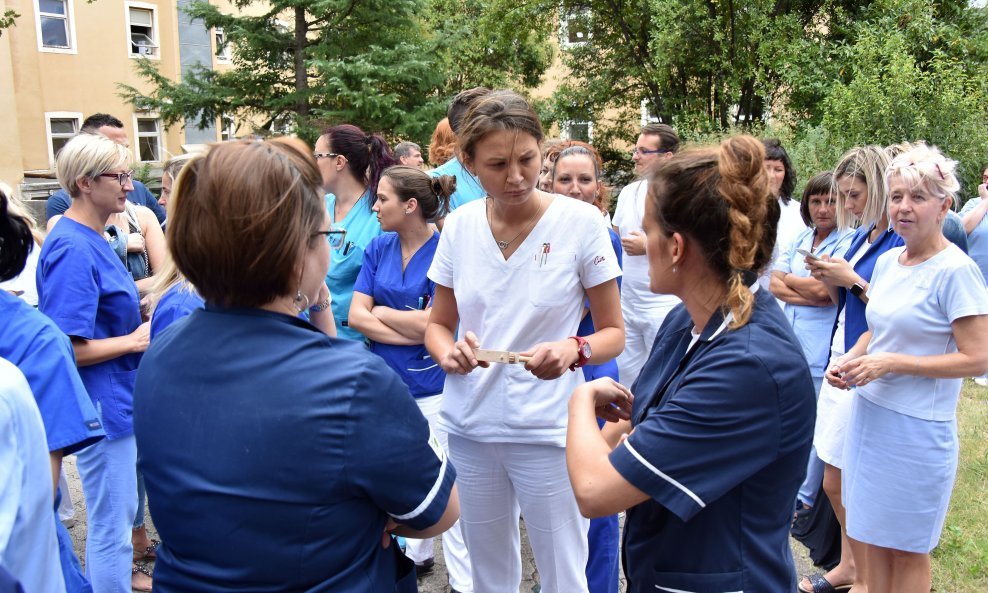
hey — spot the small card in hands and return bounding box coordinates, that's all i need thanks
[473,349,531,364]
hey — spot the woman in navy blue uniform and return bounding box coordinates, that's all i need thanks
[133,138,459,593]
[349,165,472,593]
[566,136,817,593]
[37,133,152,593]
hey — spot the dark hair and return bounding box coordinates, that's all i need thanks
[381,166,455,222]
[648,135,776,328]
[550,143,611,214]
[167,138,325,309]
[641,123,680,153]
[762,138,796,202]
[447,87,493,135]
[0,186,33,282]
[81,113,125,133]
[799,171,834,227]
[320,124,395,205]
[459,90,544,163]
[394,142,420,160]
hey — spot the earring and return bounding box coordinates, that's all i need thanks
[293,290,310,313]
[405,210,411,215]
[672,265,678,274]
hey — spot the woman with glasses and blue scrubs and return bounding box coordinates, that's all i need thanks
[37,134,153,593]
[0,185,105,593]
[349,166,472,593]
[314,124,395,341]
[566,136,816,593]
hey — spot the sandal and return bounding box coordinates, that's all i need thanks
[133,539,159,562]
[131,562,153,592]
[798,574,852,593]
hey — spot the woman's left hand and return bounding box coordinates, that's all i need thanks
[572,378,634,423]
[522,339,580,380]
[839,353,896,387]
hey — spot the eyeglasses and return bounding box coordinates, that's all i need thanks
[312,228,347,249]
[97,170,135,186]
[630,148,670,157]
[313,152,341,160]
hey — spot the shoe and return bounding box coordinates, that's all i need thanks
[131,562,153,592]
[133,539,159,562]
[798,574,852,593]
[974,377,988,387]
[414,557,435,576]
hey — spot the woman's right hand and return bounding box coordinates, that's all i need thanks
[825,355,851,390]
[130,322,151,353]
[807,254,858,288]
[438,330,489,375]
[126,232,146,254]
[571,378,634,423]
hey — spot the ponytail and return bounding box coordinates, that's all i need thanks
[366,134,396,204]
[381,166,456,222]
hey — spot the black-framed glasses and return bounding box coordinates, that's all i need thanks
[313,228,347,249]
[97,170,135,186]
[630,148,670,157]
[313,152,340,160]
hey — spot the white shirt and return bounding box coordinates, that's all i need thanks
[0,242,40,306]
[858,244,988,421]
[611,180,680,310]
[0,358,66,593]
[429,196,621,445]
[762,198,809,304]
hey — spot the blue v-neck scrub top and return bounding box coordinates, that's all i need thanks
[353,232,444,397]
[37,217,143,440]
[325,192,382,341]
[609,287,816,593]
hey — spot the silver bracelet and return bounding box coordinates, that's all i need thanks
[309,297,332,313]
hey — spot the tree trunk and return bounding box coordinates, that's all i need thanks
[294,7,309,119]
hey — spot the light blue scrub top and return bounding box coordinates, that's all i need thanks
[960,197,988,282]
[325,191,382,341]
[429,156,485,210]
[774,226,854,377]
[353,232,444,397]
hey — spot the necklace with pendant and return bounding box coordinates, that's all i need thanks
[487,194,543,250]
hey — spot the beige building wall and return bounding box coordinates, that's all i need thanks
[3,0,188,186]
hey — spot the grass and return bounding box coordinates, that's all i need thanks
[931,380,988,592]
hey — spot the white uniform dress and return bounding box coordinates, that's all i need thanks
[429,196,621,593]
[611,180,680,385]
[844,244,988,552]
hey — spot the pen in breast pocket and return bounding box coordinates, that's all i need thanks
[539,242,551,266]
[342,241,355,256]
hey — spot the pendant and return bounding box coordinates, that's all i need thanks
[497,240,509,250]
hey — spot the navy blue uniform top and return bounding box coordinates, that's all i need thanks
[37,217,143,440]
[46,182,166,225]
[353,232,444,398]
[134,306,455,593]
[609,287,816,593]
[836,224,904,351]
[0,291,104,454]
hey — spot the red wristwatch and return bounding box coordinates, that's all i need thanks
[569,336,592,371]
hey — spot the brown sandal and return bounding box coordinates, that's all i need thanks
[133,539,159,562]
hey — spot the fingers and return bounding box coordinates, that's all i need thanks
[523,342,571,380]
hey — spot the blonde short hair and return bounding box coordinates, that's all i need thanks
[55,134,131,198]
[885,143,960,203]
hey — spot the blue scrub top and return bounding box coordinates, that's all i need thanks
[353,232,444,397]
[150,282,205,340]
[960,197,988,282]
[776,227,854,376]
[609,287,816,593]
[47,182,166,225]
[837,224,904,351]
[578,228,623,382]
[134,305,455,592]
[429,156,485,211]
[37,217,143,440]
[0,292,104,455]
[326,191,381,341]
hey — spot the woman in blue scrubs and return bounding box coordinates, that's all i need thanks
[134,138,459,592]
[1,185,105,593]
[566,136,817,593]
[349,165,472,592]
[314,124,395,340]
[37,134,152,593]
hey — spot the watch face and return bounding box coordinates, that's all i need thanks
[580,343,592,358]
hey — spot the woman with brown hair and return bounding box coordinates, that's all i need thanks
[133,138,458,592]
[566,136,816,592]
[428,117,456,167]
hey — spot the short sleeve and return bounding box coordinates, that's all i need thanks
[579,213,622,289]
[609,352,781,522]
[38,241,99,340]
[960,197,981,216]
[428,216,457,288]
[772,235,798,275]
[353,238,381,297]
[939,258,988,322]
[344,367,455,530]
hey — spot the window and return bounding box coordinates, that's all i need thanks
[215,27,231,62]
[45,112,82,168]
[127,3,158,58]
[35,0,77,53]
[135,117,163,162]
[640,99,661,127]
[562,120,592,143]
[560,5,590,47]
[220,116,236,141]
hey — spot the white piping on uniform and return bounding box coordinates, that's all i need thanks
[656,586,742,593]
[390,451,448,521]
[624,441,706,509]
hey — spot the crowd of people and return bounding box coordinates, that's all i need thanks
[1,86,987,593]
